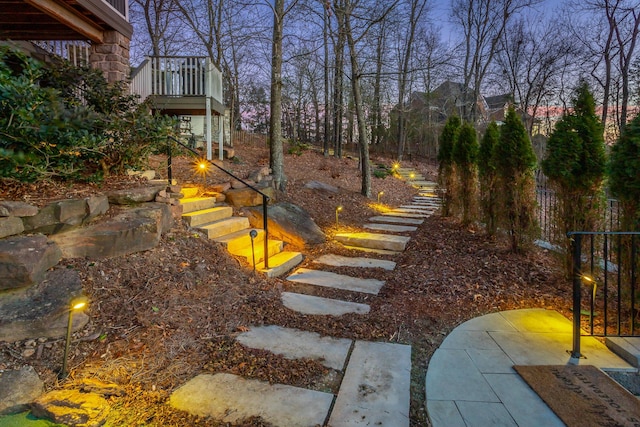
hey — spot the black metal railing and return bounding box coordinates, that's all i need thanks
[569,231,640,358]
[167,136,270,269]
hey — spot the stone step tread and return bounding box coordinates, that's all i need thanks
[182,206,233,226]
[399,205,437,210]
[180,187,200,199]
[369,216,424,225]
[287,268,384,295]
[258,251,303,278]
[214,228,265,252]
[180,196,217,214]
[313,254,396,270]
[236,325,351,370]
[382,211,429,218]
[364,223,418,233]
[334,232,411,252]
[342,245,403,255]
[329,341,412,427]
[606,337,640,368]
[392,207,433,214]
[170,373,333,426]
[231,239,283,265]
[282,291,371,316]
[196,216,249,239]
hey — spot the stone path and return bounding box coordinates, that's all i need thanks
[170,170,441,426]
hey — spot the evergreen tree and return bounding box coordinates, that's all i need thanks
[542,81,606,276]
[479,121,500,235]
[437,115,461,217]
[609,113,640,231]
[452,122,479,225]
[492,107,538,252]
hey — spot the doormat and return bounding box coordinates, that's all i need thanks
[514,365,640,427]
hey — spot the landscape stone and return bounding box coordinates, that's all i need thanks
[335,232,411,252]
[304,180,339,193]
[21,203,73,235]
[0,268,88,341]
[85,195,109,222]
[282,291,370,316]
[287,268,384,294]
[170,373,333,426]
[106,185,165,205]
[0,201,38,217]
[0,235,62,290]
[0,216,24,238]
[314,254,396,270]
[225,185,276,207]
[243,202,326,247]
[237,325,351,370]
[210,182,231,193]
[364,223,418,233]
[31,389,109,427]
[0,366,43,415]
[247,166,271,183]
[368,215,423,225]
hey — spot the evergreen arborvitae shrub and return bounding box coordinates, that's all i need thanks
[609,113,640,231]
[492,106,538,252]
[541,82,606,276]
[479,121,500,235]
[437,115,461,217]
[452,121,479,225]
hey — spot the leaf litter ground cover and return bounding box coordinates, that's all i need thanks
[0,142,571,426]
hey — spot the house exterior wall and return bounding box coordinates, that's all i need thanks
[90,30,130,83]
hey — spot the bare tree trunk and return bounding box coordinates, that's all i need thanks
[270,0,287,191]
[323,2,331,156]
[333,0,346,158]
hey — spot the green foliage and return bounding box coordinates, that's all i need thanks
[479,122,500,235]
[453,122,479,225]
[287,140,311,156]
[438,115,461,217]
[492,107,538,252]
[373,168,389,179]
[609,113,640,231]
[0,47,176,182]
[542,81,606,192]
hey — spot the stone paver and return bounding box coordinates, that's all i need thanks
[287,268,385,294]
[342,245,402,255]
[237,325,351,370]
[282,291,370,316]
[382,211,429,218]
[170,373,333,427]
[329,341,411,427]
[369,216,424,225]
[364,223,418,233]
[313,254,396,270]
[335,232,411,251]
[425,309,635,427]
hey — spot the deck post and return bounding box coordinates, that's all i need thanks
[218,115,224,161]
[206,97,212,160]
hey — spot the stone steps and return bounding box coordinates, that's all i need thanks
[182,206,233,227]
[281,291,370,316]
[257,251,304,278]
[369,215,424,225]
[382,211,429,219]
[196,216,250,239]
[287,268,385,295]
[313,254,396,270]
[364,223,418,233]
[335,232,411,252]
[180,196,217,214]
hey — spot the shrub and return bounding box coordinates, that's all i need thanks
[609,113,640,231]
[437,115,461,217]
[492,107,538,252]
[479,121,500,235]
[452,122,479,225]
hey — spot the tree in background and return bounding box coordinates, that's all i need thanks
[437,115,461,217]
[541,81,606,274]
[479,121,500,235]
[452,122,479,225]
[609,113,640,232]
[492,106,538,252]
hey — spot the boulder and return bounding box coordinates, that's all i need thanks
[304,180,339,193]
[225,186,276,208]
[50,204,170,259]
[0,216,24,239]
[0,366,43,415]
[22,199,90,235]
[0,267,88,342]
[85,195,109,222]
[31,389,109,427]
[106,185,165,205]
[242,202,325,248]
[0,201,38,217]
[247,166,271,183]
[210,182,231,193]
[0,235,62,290]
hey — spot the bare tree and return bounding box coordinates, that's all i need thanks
[451,0,539,122]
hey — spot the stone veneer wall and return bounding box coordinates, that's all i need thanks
[90,30,130,83]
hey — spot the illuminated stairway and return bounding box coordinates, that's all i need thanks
[180,187,303,278]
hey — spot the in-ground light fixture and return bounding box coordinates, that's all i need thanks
[60,296,88,379]
[336,205,343,227]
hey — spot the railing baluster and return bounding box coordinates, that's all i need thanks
[618,234,622,335]
[571,233,583,358]
[632,235,637,335]
[604,234,608,335]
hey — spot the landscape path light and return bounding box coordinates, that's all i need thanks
[581,274,598,328]
[336,205,343,227]
[377,191,384,204]
[60,296,88,379]
[249,229,258,272]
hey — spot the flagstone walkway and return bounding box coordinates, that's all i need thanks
[170,170,441,426]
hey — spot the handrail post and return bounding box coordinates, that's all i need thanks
[263,195,269,269]
[571,233,582,358]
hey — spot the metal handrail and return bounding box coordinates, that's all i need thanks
[167,136,270,269]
